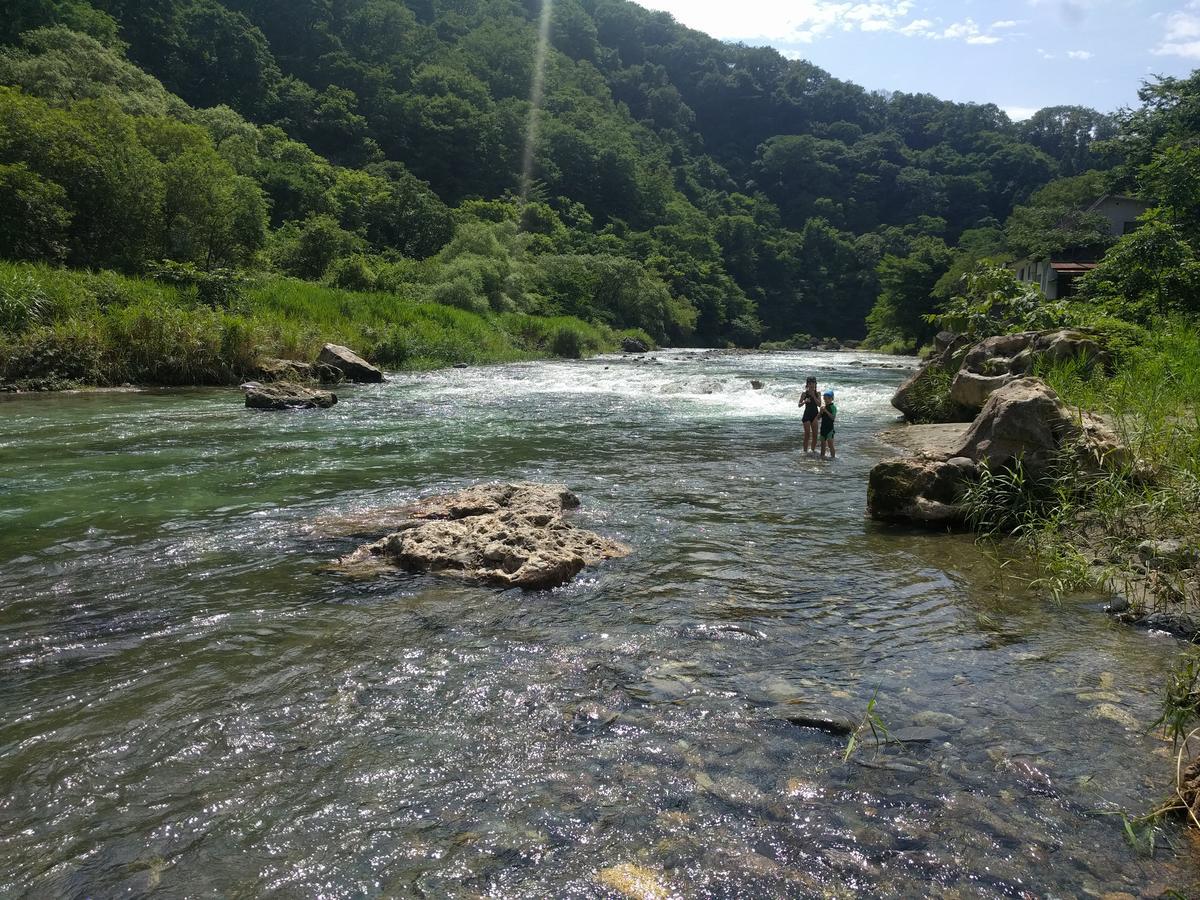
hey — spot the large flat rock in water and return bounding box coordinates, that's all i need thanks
[330,482,630,589]
[878,423,971,458]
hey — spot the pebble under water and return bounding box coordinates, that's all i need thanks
[1,350,1197,897]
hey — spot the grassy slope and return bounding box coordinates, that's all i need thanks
[0,262,643,388]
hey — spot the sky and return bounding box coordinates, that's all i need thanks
[634,0,1200,118]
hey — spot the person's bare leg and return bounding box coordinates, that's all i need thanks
[820,438,827,459]
[828,438,836,460]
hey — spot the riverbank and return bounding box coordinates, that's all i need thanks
[0,261,651,391]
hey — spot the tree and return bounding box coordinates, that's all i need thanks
[0,162,72,260]
[865,236,955,348]
[1081,219,1200,322]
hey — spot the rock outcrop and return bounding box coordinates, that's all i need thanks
[951,378,1127,476]
[242,381,337,411]
[894,328,1110,422]
[891,331,976,423]
[332,482,630,589]
[622,337,650,354]
[948,329,1109,414]
[316,343,384,383]
[871,378,1127,526]
[867,456,978,526]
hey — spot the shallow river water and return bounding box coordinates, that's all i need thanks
[1,350,1197,898]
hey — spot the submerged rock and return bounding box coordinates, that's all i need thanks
[316,343,383,383]
[241,380,337,411]
[332,482,630,589]
[595,863,670,900]
[750,379,765,390]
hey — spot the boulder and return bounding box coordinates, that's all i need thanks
[949,370,1018,411]
[332,482,629,590]
[1137,539,1200,572]
[255,357,314,382]
[950,378,1127,476]
[242,381,337,411]
[750,379,765,390]
[867,456,977,526]
[622,337,650,354]
[952,329,1110,414]
[891,333,976,423]
[316,343,383,383]
[894,329,1112,421]
[314,362,344,384]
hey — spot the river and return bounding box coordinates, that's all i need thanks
[1,351,1195,897]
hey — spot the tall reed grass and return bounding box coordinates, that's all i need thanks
[0,262,629,387]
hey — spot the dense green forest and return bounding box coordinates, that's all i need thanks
[0,0,1133,372]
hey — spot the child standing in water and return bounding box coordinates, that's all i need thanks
[819,390,837,459]
[799,376,821,453]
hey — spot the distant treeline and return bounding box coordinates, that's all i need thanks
[2,0,1119,345]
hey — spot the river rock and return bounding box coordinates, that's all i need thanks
[949,370,1018,411]
[950,378,1127,476]
[241,380,336,411]
[750,379,765,390]
[316,343,383,383]
[891,333,976,423]
[950,329,1109,414]
[1137,539,1200,571]
[332,482,630,589]
[867,456,977,526]
[255,357,315,382]
[622,337,650,354]
[314,362,344,384]
[595,863,670,900]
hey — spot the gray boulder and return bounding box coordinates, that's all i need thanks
[316,343,383,383]
[332,482,630,590]
[952,329,1109,414]
[867,455,978,526]
[950,378,1127,476]
[622,337,650,354]
[949,370,1018,411]
[255,357,315,382]
[242,381,337,411]
[314,362,344,384]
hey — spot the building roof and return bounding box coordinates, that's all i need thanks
[1050,262,1099,274]
[1084,194,1150,214]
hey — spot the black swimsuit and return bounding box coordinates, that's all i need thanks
[801,391,820,422]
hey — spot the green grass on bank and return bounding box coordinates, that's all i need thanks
[961,320,1200,612]
[0,261,649,388]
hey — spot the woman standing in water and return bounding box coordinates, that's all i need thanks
[799,376,821,453]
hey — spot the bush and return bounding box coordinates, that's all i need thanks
[927,264,1069,340]
[550,325,584,359]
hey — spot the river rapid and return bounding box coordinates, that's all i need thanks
[1,350,1196,897]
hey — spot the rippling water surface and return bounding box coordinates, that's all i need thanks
[1,351,1196,897]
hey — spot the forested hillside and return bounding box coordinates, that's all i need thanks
[2,0,1116,352]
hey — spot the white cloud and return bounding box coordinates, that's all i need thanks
[991,20,1022,29]
[1067,49,1094,59]
[1004,105,1041,121]
[1153,1,1200,59]
[636,2,1008,47]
